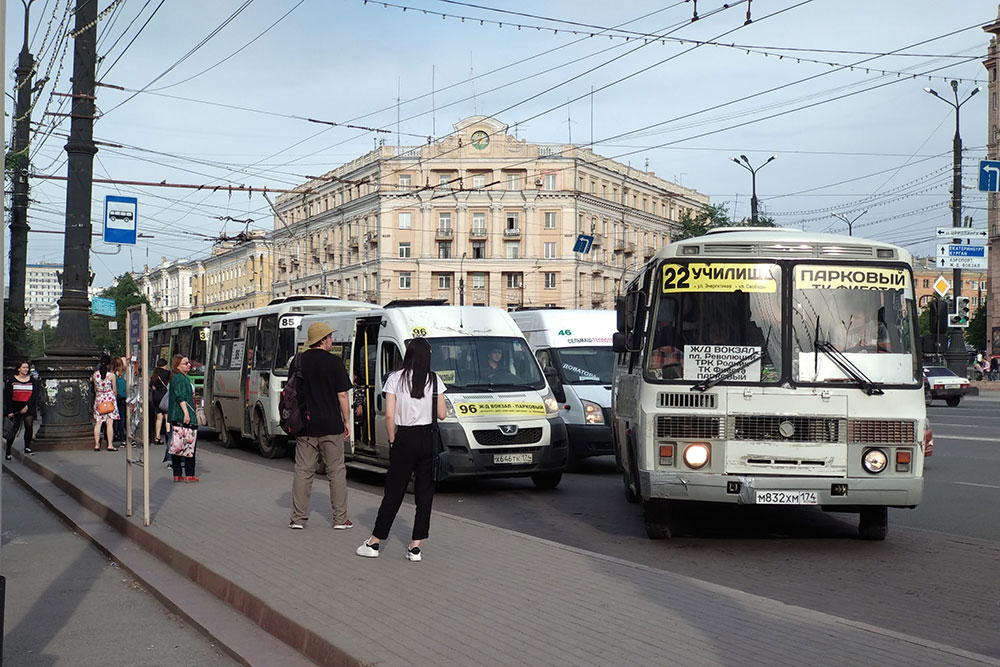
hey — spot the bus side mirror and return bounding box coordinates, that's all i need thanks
[543,366,565,402]
[612,331,627,353]
[616,297,627,332]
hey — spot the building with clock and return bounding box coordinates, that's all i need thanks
[217,116,710,310]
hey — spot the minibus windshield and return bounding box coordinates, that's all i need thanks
[550,347,614,384]
[427,336,546,391]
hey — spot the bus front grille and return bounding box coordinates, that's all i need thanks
[848,419,916,444]
[657,392,717,409]
[655,416,724,439]
[731,416,844,443]
[473,428,543,446]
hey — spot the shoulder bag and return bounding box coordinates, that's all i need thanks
[430,372,447,482]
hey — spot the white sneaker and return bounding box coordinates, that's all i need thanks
[289,520,304,530]
[333,519,354,530]
[405,546,422,562]
[356,540,380,558]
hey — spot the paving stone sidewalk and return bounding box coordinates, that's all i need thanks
[5,444,999,667]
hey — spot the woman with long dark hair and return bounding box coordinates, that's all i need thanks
[4,360,40,460]
[357,338,446,562]
[92,354,119,451]
[150,358,171,445]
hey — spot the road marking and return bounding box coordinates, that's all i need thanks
[953,481,1000,490]
[933,434,999,442]
[929,423,978,428]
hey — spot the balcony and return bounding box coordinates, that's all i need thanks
[624,242,636,255]
[613,239,625,252]
[348,235,359,248]
[347,292,359,300]
[591,234,604,246]
[363,290,377,301]
[644,245,657,258]
[591,290,606,303]
[366,231,378,245]
[469,227,487,239]
[504,228,521,238]
[436,228,454,239]
[591,265,603,274]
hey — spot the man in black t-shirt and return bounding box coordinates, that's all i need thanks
[289,322,354,531]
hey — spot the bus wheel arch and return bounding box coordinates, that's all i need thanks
[215,404,238,449]
[252,406,287,459]
[622,426,641,504]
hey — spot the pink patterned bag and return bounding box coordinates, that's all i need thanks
[169,425,197,457]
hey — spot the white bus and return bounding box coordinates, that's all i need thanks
[203,297,377,458]
[510,308,616,463]
[613,228,926,540]
[297,301,569,488]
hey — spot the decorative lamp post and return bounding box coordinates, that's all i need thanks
[731,154,776,225]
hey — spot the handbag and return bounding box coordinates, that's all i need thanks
[169,423,198,457]
[430,372,447,482]
[97,400,116,415]
[158,390,170,413]
[3,415,19,441]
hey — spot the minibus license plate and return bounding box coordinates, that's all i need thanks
[494,453,532,465]
[755,491,818,505]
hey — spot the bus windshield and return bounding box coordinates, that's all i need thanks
[550,347,614,384]
[791,264,918,385]
[646,262,783,384]
[427,336,546,391]
[273,327,298,374]
[189,327,209,375]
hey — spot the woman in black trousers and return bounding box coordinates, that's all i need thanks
[4,361,40,460]
[357,338,446,562]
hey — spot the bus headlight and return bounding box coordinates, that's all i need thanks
[683,442,710,469]
[862,448,888,474]
[581,400,604,424]
[541,389,560,415]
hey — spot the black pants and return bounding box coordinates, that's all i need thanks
[171,453,196,477]
[5,414,33,455]
[373,424,435,541]
[114,396,127,442]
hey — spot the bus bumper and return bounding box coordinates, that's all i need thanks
[639,471,923,508]
[565,423,613,459]
[438,418,569,481]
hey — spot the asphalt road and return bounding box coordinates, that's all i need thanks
[201,395,1000,659]
[1,475,239,667]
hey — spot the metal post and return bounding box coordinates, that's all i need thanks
[459,252,466,306]
[731,155,776,225]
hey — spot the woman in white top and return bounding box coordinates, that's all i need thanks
[357,338,446,562]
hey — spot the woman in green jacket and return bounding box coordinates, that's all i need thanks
[167,354,199,482]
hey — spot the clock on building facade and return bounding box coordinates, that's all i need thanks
[470,130,490,150]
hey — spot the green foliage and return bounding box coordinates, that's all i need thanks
[25,324,56,360]
[966,305,986,351]
[88,274,163,355]
[675,203,732,240]
[918,305,931,337]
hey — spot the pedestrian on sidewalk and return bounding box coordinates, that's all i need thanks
[4,360,40,460]
[991,356,999,382]
[92,354,119,452]
[289,322,354,531]
[150,358,171,445]
[167,354,199,482]
[357,338,446,562]
[111,357,128,444]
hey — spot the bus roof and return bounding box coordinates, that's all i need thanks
[148,312,225,331]
[656,228,913,264]
[210,298,378,325]
[510,309,616,348]
[303,305,526,341]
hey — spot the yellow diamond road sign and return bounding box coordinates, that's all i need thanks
[932,275,950,297]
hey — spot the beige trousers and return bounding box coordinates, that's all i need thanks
[291,433,348,526]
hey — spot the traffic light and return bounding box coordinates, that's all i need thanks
[948,296,971,328]
[929,298,948,335]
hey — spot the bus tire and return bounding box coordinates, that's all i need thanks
[254,410,287,459]
[530,472,562,490]
[216,406,238,449]
[622,437,640,504]
[945,396,961,407]
[858,506,888,541]
[643,498,677,539]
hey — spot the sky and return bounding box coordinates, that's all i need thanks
[4,0,997,290]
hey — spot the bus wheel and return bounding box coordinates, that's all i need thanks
[642,498,677,539]
[530,472,562,490]
[254,410,287,459]
[216,406,237,449]
[858,506,888,541]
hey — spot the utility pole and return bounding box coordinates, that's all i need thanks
[925,80,981,377]
[6,0,38,366]
[34,0,102,449]
[731,155,776,225]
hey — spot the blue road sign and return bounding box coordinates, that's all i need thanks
[979,160,1000,193]
[92,296,117,317]
[939,243,986,258]
[573,234,595,254]
[104,195,138,244]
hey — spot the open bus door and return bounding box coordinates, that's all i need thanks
[242,323,257,435]
[352,317,381,456]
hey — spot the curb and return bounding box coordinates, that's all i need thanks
[5,452,356,667]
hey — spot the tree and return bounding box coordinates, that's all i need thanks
[918,305,931,337]
[675,203,732,240]
[25,324,56,360]
[966,305,986,352]
[89,274,163,355]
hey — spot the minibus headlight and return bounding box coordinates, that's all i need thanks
[541,389,560,415]
[581,400,604,424]
[683,442,710,469]
[443,396,457,419]
[862,448,888,474]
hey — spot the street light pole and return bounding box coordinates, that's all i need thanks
[459,252,467,306]
[731,155,776,225]
[831,210,868,237]
[925,80,981,377]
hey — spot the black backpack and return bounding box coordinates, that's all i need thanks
[279,355,307,436]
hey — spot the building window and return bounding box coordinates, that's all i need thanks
[399,174,411,189]
[472,273,486,289]
[399,272,411,289]
[438,242,452,259]
[544,173,557,190]
[472,212,486,234]
[471,241,486,259]
[438,212,452,231]
[506,173,521,190]
[506,242,519,259]
[438,274,451,290]
[398,242,411,258]
[590,181,596,194]
[544,212,557,229]
[438,173,451,188]
[544,272,557,289]
[473,173,486,189]
[543,242,557,259]
[505,272,522,289]
[398,211,411,229]
[923,279,929,288]
[506,212,519,231]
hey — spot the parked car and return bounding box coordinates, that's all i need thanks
[923,366,970,407]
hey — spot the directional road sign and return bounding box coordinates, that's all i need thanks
[937,243,988,270]
[92,296,117,317]
[979,160,1000,192]
[573,234,595,254]
[104,195,138,245]
[935,227,988,240]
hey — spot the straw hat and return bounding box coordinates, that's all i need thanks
[306,322,334,347]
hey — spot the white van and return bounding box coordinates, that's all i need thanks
[511,309,616,462]
[296,302,569,488]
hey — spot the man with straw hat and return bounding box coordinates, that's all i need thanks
[289,322,355,531]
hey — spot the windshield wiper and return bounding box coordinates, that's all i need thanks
[814,340,885,396]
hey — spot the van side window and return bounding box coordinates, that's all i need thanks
[536,349,551,370]
[381,342,402,375]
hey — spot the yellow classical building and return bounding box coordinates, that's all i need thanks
[188,231,272,312]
